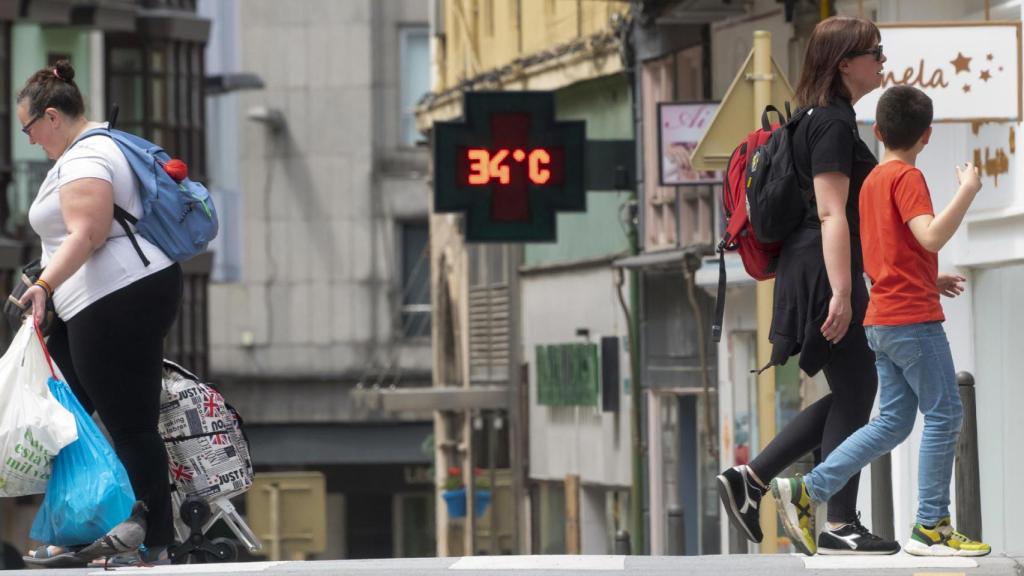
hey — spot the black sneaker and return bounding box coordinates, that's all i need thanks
[817,516,901,555]
[716,465,765,543]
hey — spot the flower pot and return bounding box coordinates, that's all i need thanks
[442,488,492,518]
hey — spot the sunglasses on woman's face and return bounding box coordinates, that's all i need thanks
[846,44,884,62]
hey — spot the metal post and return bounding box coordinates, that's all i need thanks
[666,506,686,555]
[268,483,281,562]
[870,453,894,540]
[488,411,498,553]
[614,530,632,555]
[955,371,982,540]
[751,29,779,554]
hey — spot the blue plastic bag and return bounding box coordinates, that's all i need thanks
[30,377,135,546]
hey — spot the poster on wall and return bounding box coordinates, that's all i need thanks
[658,102,721,185]
[854,22,1021,122]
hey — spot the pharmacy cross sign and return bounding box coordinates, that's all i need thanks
[433,91,585,242]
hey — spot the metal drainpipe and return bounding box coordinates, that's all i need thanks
[626,12,646,556]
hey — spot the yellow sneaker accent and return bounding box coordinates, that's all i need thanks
[770,476,817,556]
[905,517,990,557]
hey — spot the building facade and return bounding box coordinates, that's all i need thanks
[201,0,436,560]
[417,0,633,557]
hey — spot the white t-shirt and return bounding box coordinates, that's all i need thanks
[28,122,174,320]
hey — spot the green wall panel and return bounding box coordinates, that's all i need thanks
[524,75,633,267]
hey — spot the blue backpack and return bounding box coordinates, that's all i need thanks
[69,127,218,265]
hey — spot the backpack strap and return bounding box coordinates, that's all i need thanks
[113,206,150,267]
[761,105,787,131]
[64,127,151,267]
[711,245,726,343]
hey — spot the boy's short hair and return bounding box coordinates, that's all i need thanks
[875,86,933,150]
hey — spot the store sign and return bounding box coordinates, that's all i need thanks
[854,22,1021,122]
[433,91,585,242]
[658,102,721,185]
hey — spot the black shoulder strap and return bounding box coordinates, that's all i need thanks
[113,206,150,267]
[711,246,726,343]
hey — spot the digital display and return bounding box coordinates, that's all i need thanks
[434,91,585,242]
[464,148,553,185]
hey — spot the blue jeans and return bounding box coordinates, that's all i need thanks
[803,322,963,526]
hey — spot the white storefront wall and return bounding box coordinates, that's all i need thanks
[522,266,632,553]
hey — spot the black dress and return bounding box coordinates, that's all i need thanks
[768,98,878,376]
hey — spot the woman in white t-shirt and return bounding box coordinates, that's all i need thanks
[17,60,180,567]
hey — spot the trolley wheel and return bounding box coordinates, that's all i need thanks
[179,499,211,527]
[168,543,189,565]
[209,538,238,563]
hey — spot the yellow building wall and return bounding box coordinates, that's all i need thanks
[441,0,627,91]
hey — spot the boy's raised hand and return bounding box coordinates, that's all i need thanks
[937,273,966,298]
[955,162,982,196]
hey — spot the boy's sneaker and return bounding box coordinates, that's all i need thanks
[905,517,991,557]
[716,465,765,543]
[770,476,817,556]
[817,515,901,555]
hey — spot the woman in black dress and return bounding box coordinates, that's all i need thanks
[716,16,901,555]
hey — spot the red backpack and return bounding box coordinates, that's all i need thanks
[712,103,807,343]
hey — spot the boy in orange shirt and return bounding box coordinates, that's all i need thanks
[770,86,990,557]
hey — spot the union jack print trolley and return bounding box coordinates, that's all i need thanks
[158,360,262,563]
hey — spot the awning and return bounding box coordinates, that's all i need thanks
[20,0,73,24]
[646,0,747,24]
[612,246,712,270]
[246,423,433,467]
[694,253,754,289]
[71,1,136,32]
[354,385,510,413]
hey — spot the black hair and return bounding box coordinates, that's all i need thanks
[17,59,85,119]
[875,85,933,151]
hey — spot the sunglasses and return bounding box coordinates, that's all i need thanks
[846,44,884,62]
[21,113,43,135]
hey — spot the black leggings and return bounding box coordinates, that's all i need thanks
[46,264,183,547]
[749,323,878,523]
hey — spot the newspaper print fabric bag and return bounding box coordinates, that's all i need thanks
[159,360,253,499]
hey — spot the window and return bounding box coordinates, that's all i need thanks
[106,36,206,180]
[467,244,511,382]
[642,49,715,251]
[399,26,430,147]
[400,220,431,338]
[0,23,13,235]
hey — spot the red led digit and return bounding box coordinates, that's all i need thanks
[489,149,510,184]
[467,149,489,185]
[528,149,551,184]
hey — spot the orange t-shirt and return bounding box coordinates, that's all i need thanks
[859,160,944,326]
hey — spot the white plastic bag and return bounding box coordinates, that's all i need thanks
[0,321,77,496]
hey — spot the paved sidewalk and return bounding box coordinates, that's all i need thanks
[9,552,1024,576]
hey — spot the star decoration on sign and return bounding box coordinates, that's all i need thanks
[963,84,972,93]
[980,70,991,82]
[951,52,972,74]
[987,53,994,61]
